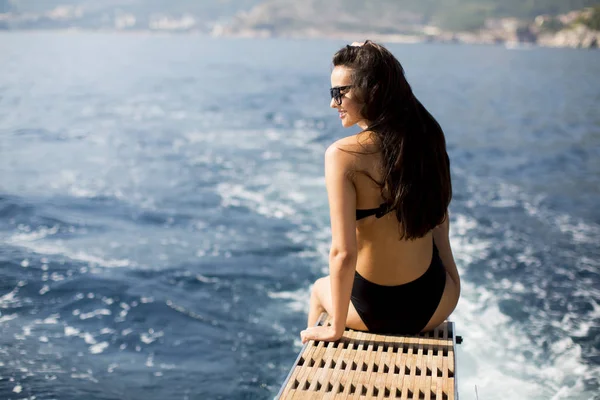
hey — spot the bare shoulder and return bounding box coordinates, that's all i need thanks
[325,136,358,171]
[326,132,377,155]
[325,132,378,169]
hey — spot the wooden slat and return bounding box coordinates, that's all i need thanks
[370,333,387,398]
[388,334,407,399]
[292,339,324,399]
[278,315,457,400]
[339,329,368,397]
[416,335,428,400]
[377,334,396,400]
[431,327,442,400]
[362,337,378,396]
[321,334,349,398]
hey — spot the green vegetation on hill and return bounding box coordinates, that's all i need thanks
[229,0,600,33]
[367,0,600,30]
[580,5,600,29]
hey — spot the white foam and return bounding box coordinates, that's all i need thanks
[554,214,600,245]
[7,239,135,268]
[82,333,96,345]
[50,272,65,282]
[140,297,154,303]
[267,288,309,313]
[9,225,59,242]
[140,329,164,344]
[33,315,59,325]
[0,314,18,323]
[69,187,102,198]
[145,353,155,367]
[70,372,98,383]
[451,286,555,399]
[217,182,297,220]
[0,287,19,304]
[449,212,598,400]
[79,309,111,320]
[89,342,109,354]
[107,363,119,373]
[472,177,600,246]
[195,274,219,283]
[64,326,80,336]
[101,297,114,305]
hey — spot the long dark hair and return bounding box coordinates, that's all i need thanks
[333,41,452,240]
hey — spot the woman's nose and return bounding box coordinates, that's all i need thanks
[330,97,338,108]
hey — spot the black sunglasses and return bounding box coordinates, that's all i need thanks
[330,85,352,105]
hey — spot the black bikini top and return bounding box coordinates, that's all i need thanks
[356,203,393,221]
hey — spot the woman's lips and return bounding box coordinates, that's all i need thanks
[339,111,346,119]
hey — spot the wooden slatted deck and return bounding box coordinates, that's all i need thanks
[277,313,459,399]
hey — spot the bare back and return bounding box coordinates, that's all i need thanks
[340,132,436,285]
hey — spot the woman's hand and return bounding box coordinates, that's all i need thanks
[300,325,344,344]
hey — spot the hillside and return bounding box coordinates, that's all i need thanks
[0,0,262,30]
[222,0,600,34]
[6,0,261,15]
[213,0,600,48]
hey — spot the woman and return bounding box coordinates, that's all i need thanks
[300,41,460,343]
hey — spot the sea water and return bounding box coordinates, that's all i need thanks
[0,32,599,400]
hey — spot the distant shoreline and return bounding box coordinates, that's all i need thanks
[0,28,596,50]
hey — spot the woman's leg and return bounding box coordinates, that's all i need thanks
[307,277,326,327]
[307,276,368,331]
[421,271,460,332]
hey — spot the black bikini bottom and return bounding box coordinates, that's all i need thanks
[350,244,447,335]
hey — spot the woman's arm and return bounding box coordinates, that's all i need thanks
[324,142,358,336]
[432,214,461,290]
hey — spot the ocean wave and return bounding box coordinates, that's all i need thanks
[6,240,135,269]
[217,182,299,220]
[449,213,600,400]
